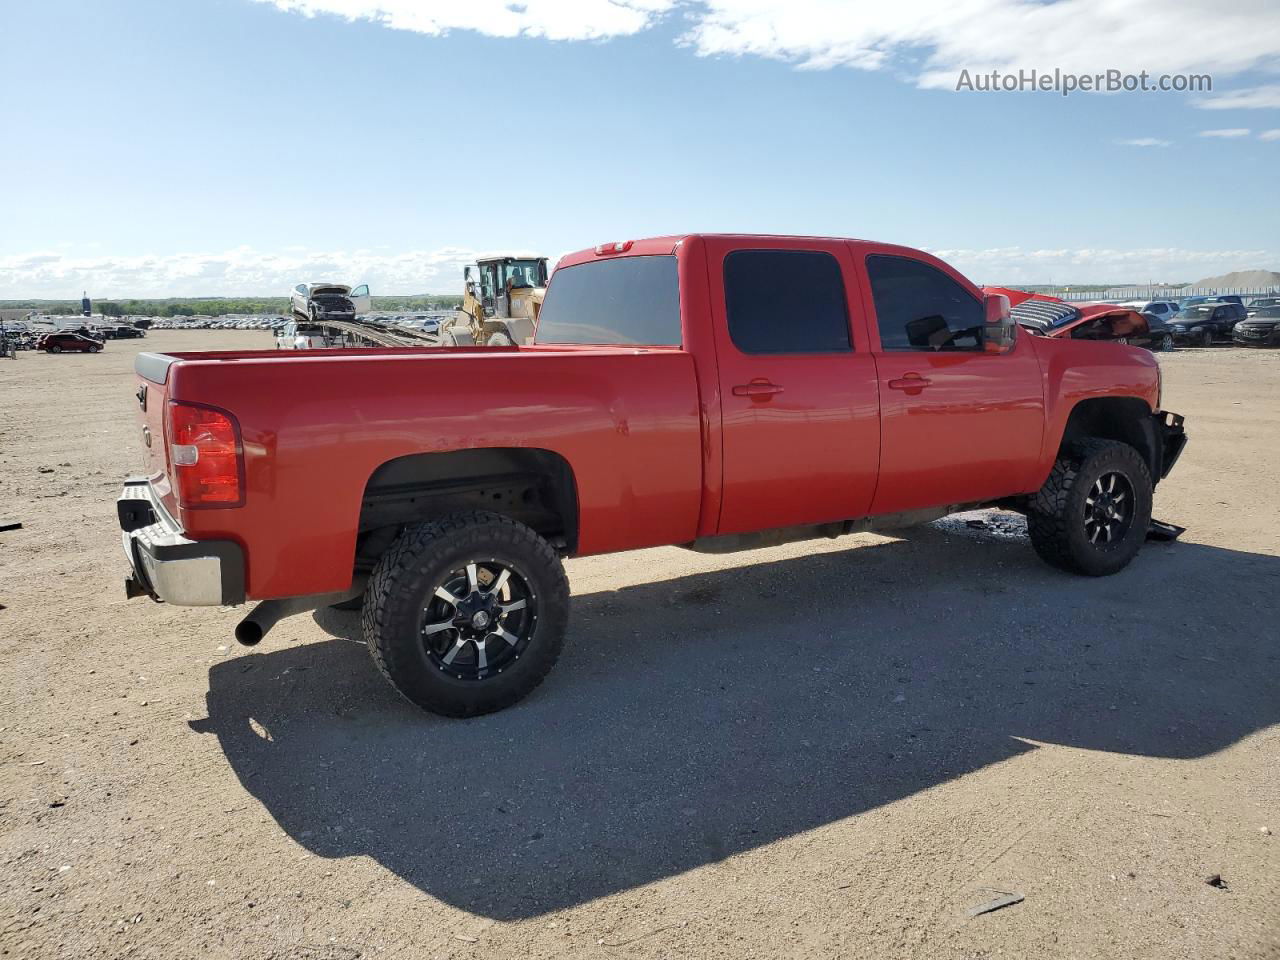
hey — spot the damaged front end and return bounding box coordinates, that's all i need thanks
[1154,410,1187,480]
[311,294,356,319]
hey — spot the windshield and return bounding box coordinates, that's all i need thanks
[535,255,681,346]
[1249,306,1280,318]
[499,259,548,290]
[1179,306,1214,318]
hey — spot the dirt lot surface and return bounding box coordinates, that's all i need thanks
[1,331,1277,960]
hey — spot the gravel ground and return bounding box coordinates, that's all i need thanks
[1,331,1277,960]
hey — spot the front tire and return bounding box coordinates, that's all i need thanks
[362,511,569,717]
[1027,439,1153,576]
[486,331,514,346]
[1199,328,1213,348]
[1160,333,1175,352]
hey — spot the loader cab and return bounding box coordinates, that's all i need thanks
[467,256,549,320]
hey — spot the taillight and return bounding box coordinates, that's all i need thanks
[167,402,244,507]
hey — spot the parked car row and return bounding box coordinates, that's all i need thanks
[151,317,288,331]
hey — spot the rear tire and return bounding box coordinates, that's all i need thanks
[362,511,569,717]
[1027,439,1152,576]
[486,331,514,346]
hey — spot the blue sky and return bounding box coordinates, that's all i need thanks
[4,0,1279,296]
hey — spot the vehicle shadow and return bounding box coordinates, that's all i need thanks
[191,524,1280,919]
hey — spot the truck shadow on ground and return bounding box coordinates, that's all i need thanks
[192,523,1280,920]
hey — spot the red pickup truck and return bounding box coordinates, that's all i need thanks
[118,234,1186,717]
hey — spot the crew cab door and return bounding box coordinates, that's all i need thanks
[349,284,371,315]
[706,238,880,535]
[856,249,1045,514]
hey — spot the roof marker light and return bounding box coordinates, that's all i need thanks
[594,241,633,255]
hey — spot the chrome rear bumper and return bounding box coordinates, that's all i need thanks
[118,478,244,606]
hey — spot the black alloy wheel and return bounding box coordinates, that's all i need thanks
[1083,471,1134,546]
[420,560,537,681]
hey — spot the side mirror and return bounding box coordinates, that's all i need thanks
[982,294,1016,354]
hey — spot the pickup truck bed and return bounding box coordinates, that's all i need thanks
[119,233,1186,716]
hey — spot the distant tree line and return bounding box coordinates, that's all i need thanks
[0,295,463,318]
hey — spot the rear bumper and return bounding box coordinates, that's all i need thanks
[118,478,245,606]
[1155,411,1187,480]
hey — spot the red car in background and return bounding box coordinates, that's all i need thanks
[38,331,104,354]
[984,287,1174,352]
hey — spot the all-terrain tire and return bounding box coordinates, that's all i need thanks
[362,511,569,717]
[1027,439,1153,576]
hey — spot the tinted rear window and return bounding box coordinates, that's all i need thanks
[535,255,680,346]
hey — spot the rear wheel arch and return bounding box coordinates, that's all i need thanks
[353,448,580,574]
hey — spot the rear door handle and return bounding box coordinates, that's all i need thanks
[888,374,932,392]
[732,381,784,398]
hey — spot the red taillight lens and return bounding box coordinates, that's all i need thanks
[167,402,244,507]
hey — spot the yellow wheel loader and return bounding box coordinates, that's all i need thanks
[445,253,550,346]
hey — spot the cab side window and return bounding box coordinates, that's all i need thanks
[723,250,852,354]
[866,255,983,351]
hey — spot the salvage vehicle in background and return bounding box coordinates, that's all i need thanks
[988,288,1173,351]
[1246,297,1280,313]
[446,253,550,346]
[1137,300,1181,323]
[99,325,146,340]
[1168,302,1247,346]
[275,318,344,350]
[289,282,372,324]
[1232,305,1280,346]
[118,234,1186,718]
[39,332,103,353]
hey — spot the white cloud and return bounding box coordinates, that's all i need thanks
[1116,137,1171,147]
[1259,128,1280,141]
[924,245,1277,284]
[252,0,675,41]
[1198,128,1251,137]
[3,243,1273,296]
[0,246,487,299]
[1194,83,1280,110]
[251,0,1280,89]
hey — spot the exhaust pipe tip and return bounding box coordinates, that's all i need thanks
[232,582,365,648]
[234,620,264,647]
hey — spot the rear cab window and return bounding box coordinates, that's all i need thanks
[722,250,852,354]
[534,255,681,346]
